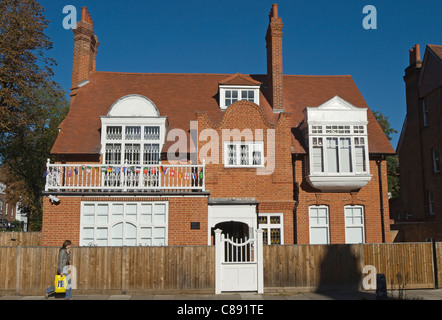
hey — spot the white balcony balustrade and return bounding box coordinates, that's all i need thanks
[44,159,205,193]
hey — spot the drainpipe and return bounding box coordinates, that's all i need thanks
[376,155,386,243]
[292,155,299,244]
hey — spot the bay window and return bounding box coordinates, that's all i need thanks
[309,125,368,175]
[304,96,372,192]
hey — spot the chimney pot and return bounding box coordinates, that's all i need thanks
[272,4,278,18]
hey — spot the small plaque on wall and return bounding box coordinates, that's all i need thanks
[191,222,200,230]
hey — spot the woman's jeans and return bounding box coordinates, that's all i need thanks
[46,274,72,299]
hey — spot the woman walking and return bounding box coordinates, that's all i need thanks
[45,240,73,300]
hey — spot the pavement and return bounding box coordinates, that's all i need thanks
[1,289,442,300]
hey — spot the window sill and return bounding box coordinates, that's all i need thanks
[306,174,372,192]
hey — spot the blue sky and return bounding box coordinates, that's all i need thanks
[39,0,442,150]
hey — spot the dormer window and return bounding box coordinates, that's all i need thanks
[218,73,261,110]
[100,95,166,166]
[303,96,372,192]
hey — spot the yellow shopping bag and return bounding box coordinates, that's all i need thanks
[54,275,67,293]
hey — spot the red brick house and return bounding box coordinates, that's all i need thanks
[42,5,394,247]
[390,44,442,241]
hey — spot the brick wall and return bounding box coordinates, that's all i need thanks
[42,196,210,246]
[295,158,391,244]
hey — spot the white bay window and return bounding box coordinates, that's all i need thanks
[304,96,372,192]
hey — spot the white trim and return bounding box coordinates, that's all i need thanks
[258,212,284,245]
[219,85,260,110]
[309,205,330,245]
[207,205,257,245]
[223,141,265,168]
[344,205,365,244]
[79,201,169,247]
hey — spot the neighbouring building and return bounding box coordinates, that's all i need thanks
[42,4,394,247]
[0,169,26,230]
[390,44,442,242]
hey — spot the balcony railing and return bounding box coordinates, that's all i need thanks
[44,159,205,193]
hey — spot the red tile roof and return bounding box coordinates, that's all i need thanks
[52,71,394,156]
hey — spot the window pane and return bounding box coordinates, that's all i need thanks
[227,144,236,165]
[112,204,124,221]
[154,204,166,223]
[140,204,152,223]
[97,204,109,224]
[312,146,324,173]
[310,227,329,245]
[124,144,141,165]
[125,126,141,140]
[125,223,137,246]
[105,144,121,165]
[240,145,249,165]
[126,204,137,222]
[111,223,123,246]
[339,138,352,173]
[346,227,364,244]
[355,146,366,172]
[106,126,122,140]
[327,138,339,173]
[83,204,95,224]
[144,126,160,140]
[82,227,94,245]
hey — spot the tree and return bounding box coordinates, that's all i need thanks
[0,0,69,230]
[0,0,55,134]
[373,111,400,198]
[1,84,69,230]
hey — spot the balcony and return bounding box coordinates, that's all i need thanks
[44,160,205,193]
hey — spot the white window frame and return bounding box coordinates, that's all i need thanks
[219,85,260,110]
[308,124,370,175]
[258,213,284,245]
[309,205,330,245]
[80,201,168,246]
[344,205,365,244]
[224,141,264,168]
[100,118,166,166]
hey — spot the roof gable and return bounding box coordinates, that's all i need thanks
[218,73,262,86]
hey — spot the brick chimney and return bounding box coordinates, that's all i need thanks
[71,7,99,100]
[404,44,422,114]
[265,3,284,112]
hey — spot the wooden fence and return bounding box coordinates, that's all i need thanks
[0,232,41,247]
[263,243,437,291]
[0,240,441,295]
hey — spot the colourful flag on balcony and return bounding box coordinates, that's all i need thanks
[199,172,203,179]
[101,167,106,173]
[74,168,78,175]
[136,166,141,173]
[143,167,148,174]
[170,170,175,177]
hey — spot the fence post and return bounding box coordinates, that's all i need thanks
[215,229,223,294]
[15,246,21,296]
[256,229,264,294]
[430,239,438,289]
[121,246,127,294]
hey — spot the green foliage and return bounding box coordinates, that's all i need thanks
[0,0,69,230]
[373,110,400,198]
